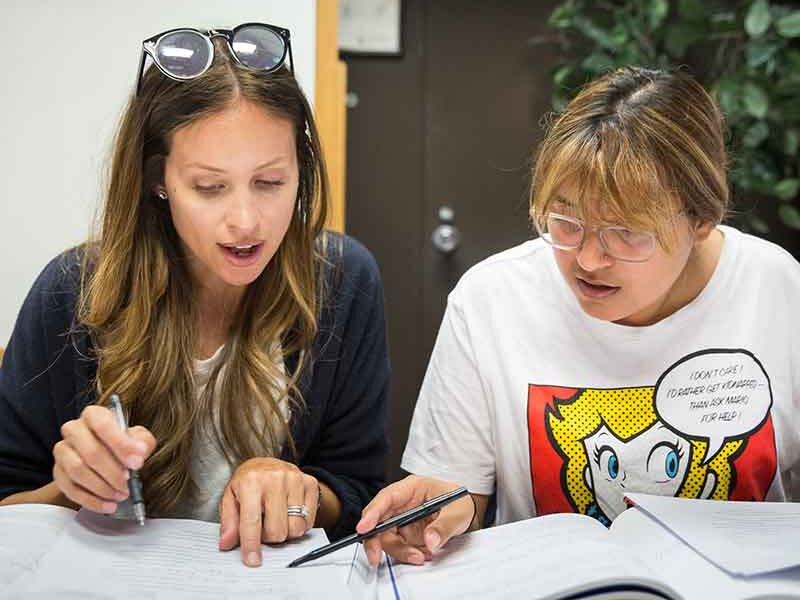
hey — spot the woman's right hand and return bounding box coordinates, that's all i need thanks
[53,405,156,514]
[356,475,483,566]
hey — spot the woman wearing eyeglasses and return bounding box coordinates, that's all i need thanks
[0,24,389,567]
[357,66,800,566]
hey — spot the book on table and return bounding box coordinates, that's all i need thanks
[2,494,799,600]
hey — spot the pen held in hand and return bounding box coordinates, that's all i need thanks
[287,486,470,568]
[110,393,147,526]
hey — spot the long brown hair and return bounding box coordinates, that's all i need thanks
[531,66,728,249]
[78,39,329,515]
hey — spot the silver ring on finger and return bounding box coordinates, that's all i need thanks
[287,505,309,520]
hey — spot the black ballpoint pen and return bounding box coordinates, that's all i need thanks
[287,486,470,568]
[110,393,147,526]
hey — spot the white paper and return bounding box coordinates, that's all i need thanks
[0,504,76,589]
[625,493,800,576]
[382,512,679,600]
[10,509,354,599]
[611,505,800,600]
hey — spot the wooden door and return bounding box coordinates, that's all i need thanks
[344,0,561,480]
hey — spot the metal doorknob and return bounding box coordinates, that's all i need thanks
[431,206,461,254]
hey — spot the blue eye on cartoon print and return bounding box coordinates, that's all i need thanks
[593,444,619,480]
[608,453,619,479]
[665,449,679,478]
[647,440,685,482]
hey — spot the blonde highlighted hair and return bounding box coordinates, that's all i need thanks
[77,39,330,515]
[531,67,729,249]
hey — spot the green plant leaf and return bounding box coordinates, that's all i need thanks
[776,11,800,37]
[774,178,800,200]
[775,100,800,125]
[574,17,626,50]
[581,52,614,73]
[750,150,781,185]
[745,0,772,37]
[716,78,740,117]
[746,39,780,67]
[710,10,737,27]
[785,49,800,72]
[678,0,707,22]
[785,129,800,156]
[618,45,647,66]
[610,23,629,46]
[649,0,669,30]
[549,3,578,29]
[553,92,570,112]
[743,120,770,148]
[552,64,574,87]
[742,82,769,118]
[778,204,800,229]
[664,23,704,57]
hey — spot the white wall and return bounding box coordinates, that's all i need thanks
[0,1,317,345]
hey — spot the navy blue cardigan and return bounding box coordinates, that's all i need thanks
[0,233,390,540]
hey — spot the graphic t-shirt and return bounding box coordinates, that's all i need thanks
[402,226,800,526]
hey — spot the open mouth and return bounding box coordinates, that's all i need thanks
[219,242,264,264]
[223,243,260,257]
[576,277,620,299]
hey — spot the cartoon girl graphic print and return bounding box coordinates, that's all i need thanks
[528,373,777,525]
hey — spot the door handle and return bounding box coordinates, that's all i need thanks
[431,206,461,254]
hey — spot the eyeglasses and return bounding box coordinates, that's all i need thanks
[136,22,293,95]
[534,212,657,262]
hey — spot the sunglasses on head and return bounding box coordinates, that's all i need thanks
[135,22,293,95]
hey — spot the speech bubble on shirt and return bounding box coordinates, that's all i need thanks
[654,349,772,465]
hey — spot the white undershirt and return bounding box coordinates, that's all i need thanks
[171,345,288,522]
[116,345,288,523]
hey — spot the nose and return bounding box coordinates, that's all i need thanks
[575,230,613,271]
[224,189,259,235]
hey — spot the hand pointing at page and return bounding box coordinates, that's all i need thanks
[356,475,488,566]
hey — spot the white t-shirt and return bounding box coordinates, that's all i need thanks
[402,226,800,526]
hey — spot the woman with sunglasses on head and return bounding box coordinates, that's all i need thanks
[356,66,800,566]
[0,23,389,567]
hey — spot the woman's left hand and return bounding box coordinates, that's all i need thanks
[218,457,319,567]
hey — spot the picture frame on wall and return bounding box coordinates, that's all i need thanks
[338,0,403,57]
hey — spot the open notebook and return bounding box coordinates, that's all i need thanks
[3,499,800,600]
[373,500,800,600]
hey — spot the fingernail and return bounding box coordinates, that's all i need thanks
[101,502,117,514]
[113,491,128,501]
[247,552,261,567]
[427,531,441,552]
[127,455,143,469]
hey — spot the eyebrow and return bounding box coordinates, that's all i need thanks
[183,158,290,173]
[552,194,576,207]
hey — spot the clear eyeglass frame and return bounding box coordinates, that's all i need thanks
[534,211,658,263]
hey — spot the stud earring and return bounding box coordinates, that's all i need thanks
[156,189,168,200]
